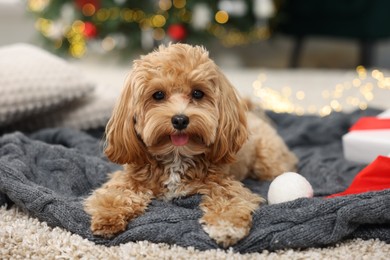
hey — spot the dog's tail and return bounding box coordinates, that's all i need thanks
[241,97,255,112]
[241,97,275,127]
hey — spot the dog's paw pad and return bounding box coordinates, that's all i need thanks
[90,217,127,238]
[201,220,249,248]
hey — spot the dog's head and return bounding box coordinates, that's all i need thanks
[105,43,247,165]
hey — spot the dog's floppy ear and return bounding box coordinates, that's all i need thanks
[207,68,248,164]
[104,72,149,165]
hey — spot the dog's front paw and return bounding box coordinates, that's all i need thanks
[200,218,250,248]
[90,214,128,238]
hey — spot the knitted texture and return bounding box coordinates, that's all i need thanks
[0,44,94,126]
[1,109,390,253]
[5,83,117,131]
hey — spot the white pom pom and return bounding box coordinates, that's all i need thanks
[267,172,313,205]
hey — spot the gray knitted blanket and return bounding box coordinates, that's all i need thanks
[1,109,389,253]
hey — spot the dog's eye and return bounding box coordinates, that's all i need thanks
[192,90,204,99]
[152,91,165,100]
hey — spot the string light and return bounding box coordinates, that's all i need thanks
[28,0,49,12]
[121,8,134,22]
[253,66,390,117]
[159,0,172,11]
[96,8,110,22]
[153,28,165,40]
[209,24,270,47]
[215,11,229,24]
[101,36,115,51]
[173,0,186,9]
[34,18,51,37]
[82,3,96,17]
[67,20,87,58]
[151,14,166,27]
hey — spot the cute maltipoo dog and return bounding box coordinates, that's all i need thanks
[84,43,297,247]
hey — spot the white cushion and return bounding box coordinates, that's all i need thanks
[0,43,94,126]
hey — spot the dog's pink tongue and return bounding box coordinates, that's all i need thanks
[170,134,189,146]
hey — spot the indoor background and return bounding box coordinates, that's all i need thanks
[1,0,390,116]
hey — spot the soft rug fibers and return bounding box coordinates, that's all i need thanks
[1,206,389,259]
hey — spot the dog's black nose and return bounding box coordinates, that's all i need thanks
[171,114,189,130]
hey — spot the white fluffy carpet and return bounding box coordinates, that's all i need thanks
[1,206,389,259]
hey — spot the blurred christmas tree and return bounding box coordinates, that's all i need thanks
[27,0,274,58]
